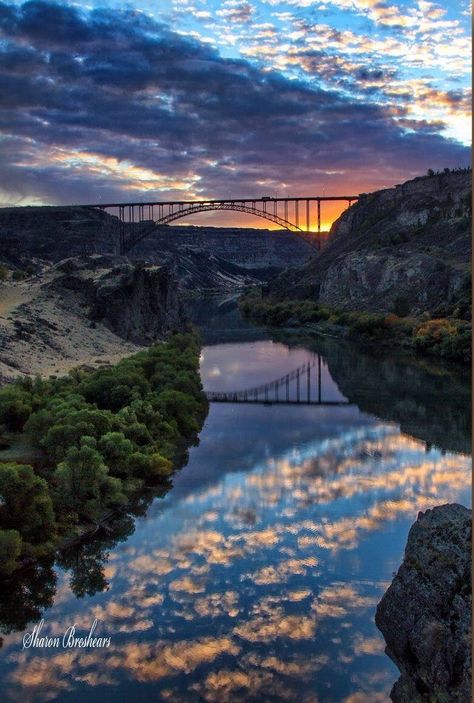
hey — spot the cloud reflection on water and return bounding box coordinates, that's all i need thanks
[1,339,471,703]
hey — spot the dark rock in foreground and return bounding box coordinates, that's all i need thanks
[376,503,472,703]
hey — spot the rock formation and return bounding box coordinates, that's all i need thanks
[53,255,184,344]
[376,503,472,703]
[0,207,313,291]
[0,255,185,381]
[267,169,471,318]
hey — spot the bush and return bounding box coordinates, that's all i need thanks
[414,319,471,362]
[350,313,390,339]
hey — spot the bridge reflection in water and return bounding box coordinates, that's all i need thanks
[206,355,352,406]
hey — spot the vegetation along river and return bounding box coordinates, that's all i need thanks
[0,302,471,703]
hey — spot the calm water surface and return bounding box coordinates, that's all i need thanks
[0,320,471,703]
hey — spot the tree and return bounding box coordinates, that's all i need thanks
[129,451,172,480]
[0,529,22,575]
[0,463,55,552]
[427,168,434,177]
[0,386,33,431]
[98,432,134,476]
[54,440,125,520]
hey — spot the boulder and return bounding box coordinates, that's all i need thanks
[376,503,472,702]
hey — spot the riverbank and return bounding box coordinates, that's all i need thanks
[0,332,208,576]
[239,292,471,364]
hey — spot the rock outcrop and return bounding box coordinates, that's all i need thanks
[376,503,472,703]
[267,169,471,318]
[52,255,184,344]
[0,255,185,381]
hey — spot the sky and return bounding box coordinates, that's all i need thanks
[0,0,471,227]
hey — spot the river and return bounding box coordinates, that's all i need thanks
[0,303,471,702]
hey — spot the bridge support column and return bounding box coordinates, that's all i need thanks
[119,205,125,255]
[317,355,322,403]
[317,200,321,233]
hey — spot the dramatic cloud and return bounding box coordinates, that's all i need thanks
[0,0,470,212]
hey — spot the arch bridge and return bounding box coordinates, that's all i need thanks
[206,355,352,406]
[87,194,359,254]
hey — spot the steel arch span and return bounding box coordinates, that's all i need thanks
[86,193,360,254]
[155,202,302,230]
[125,202,305,253]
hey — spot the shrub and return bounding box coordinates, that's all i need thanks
[350,313,389,339]
[414,319,471,362]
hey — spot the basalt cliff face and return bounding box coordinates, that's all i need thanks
[0,255,185,381]
[376,504,472,703]
[0,207,312,292]
[54,255,184,344]
[267,170,471,318]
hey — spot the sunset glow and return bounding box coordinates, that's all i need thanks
[0,0,471,221]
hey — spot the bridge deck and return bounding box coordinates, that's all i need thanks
[86,195,360,208]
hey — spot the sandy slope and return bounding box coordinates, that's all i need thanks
[0,265,143,382]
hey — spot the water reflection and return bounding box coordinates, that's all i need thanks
[0,334,470,703]
[272,331,470,454]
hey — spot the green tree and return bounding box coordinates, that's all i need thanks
[129,451,172,480]
[0,386,33,431]
[54,440,125,520]
[98,432,134,476]
[0,529,22,575]
[0,463,55,552]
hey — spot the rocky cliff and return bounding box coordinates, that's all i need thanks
[0,206,119,265]
[53,255,184,344]
[376,503,472,703]
[267,169,471,318]
[0,207,312,291]
[0,255,185,381]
